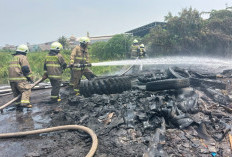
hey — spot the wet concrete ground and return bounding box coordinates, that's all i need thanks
[0,89,53,157]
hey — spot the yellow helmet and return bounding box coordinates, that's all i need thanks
[50,42,63,51]
[140,44,145,48]
[79,37,90,44]
[133,39,138,44]
[16,44,29,53]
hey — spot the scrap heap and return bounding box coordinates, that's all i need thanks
[44,67,232,157]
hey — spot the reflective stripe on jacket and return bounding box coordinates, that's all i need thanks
[70,45,89,67]
[8,54,32,82]
[139,48,146,57]
[130,45,140,58]
[44,53,66,79]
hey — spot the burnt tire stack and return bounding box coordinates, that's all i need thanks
[79,76,131,97]
[146,78,190,91]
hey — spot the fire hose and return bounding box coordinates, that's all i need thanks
[0,125,98,157]
[0,75,98,157]
[68,63,92,69]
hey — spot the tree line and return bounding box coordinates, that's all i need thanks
[89,7,232,60]
[143,8,232,57]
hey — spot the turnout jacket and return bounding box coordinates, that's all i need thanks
[8,54,33,82]
[139,47,146,57]
[130,44,140,58]
[44,51,67,80]
[70,45,89,69]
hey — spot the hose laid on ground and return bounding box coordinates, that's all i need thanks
[0,77,98,156]
[0,125,98,157]
[0,78,44,111]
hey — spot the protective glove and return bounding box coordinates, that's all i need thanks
[69,64,74,68]
[62,63,67,70]
[27,77,34,84]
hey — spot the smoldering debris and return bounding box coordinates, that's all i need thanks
[41,67,232,157]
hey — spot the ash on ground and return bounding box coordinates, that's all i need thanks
[37,67,232,157]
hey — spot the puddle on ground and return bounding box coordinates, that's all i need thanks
[0,89,52,157]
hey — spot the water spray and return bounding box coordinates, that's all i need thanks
[91,57,232,68]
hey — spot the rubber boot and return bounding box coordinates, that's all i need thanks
[21,103,32,108]
[49,97,61,104]
[73,89,80,96]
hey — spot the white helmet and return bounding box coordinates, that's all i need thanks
[50,42,63,51]
[79,37,90,44]
[16,44,29,53]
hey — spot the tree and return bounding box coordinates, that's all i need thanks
[144,7,232,57]
[204,9,232,56]
[90,41,107,60]
[144,7,205,56]
[58,36,69,50]
[90,34,133,60]
[104,34,132,60]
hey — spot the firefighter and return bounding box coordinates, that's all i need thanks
[8,44,33,108]
[139,44,146,58]
[69,37,95,95]
[130,39,140,59]
[44,42,67,103]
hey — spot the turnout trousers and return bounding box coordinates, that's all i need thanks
[70,68,95,92]
[10,81,31,105]
[49,78,61,100]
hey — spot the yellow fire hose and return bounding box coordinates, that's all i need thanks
[0,78,99,157]
[0,125,98,157]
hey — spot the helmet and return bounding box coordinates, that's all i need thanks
[79,37,90,44]
[16,44,29,53]
[133,39,138,44]
[50,42,63,51]
[140,44,145,48]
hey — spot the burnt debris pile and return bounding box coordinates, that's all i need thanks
[47,67,232,157]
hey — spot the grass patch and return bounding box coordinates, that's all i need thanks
[0,51,122,84]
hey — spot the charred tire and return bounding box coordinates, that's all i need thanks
[96,80,106,95]
[190,78,227,90]
[92,81,102,95]
[146,78,190,91]
[80,76,132,97]
[79,80,90,97]
[168,67,185,79]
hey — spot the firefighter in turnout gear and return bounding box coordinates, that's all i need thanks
[139,44,146,58]
[44,42,67,103]
[69,37,95,95]
[8,44,33,108]
[130,39,140,59]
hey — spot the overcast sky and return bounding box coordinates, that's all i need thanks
[0,0,231,46]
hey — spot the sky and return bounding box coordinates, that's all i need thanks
[0,0,231,46]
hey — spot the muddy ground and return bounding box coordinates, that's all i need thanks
[1,65,232,157]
